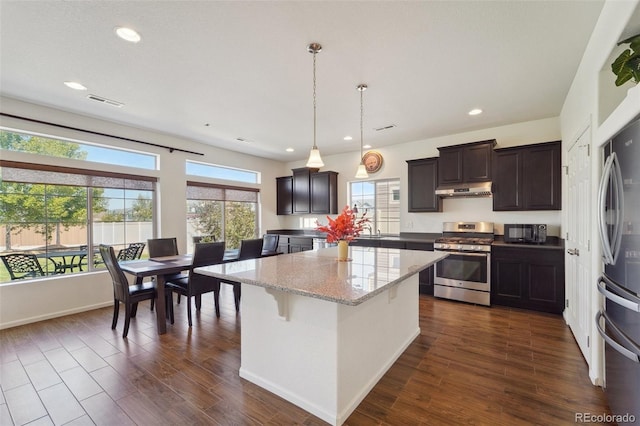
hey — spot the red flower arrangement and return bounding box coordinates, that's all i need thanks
[315,205,370,243]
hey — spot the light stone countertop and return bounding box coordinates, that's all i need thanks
[194,246,448,306]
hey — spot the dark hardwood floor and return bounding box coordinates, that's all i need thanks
[0,288,612,425]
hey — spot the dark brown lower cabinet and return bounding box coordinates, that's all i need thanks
[491,246,565,314]
[406,242,435,296]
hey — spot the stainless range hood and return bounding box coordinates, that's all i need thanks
[435,181,492,197]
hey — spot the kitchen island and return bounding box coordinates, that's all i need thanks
[195,246,447,426]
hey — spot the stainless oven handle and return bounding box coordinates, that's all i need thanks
[434,250,488,257]
[595,310,640,363]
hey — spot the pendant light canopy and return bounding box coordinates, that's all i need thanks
[306,42,324,168]
[355,83,369,178]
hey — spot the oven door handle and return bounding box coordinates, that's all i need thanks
[434,250,488,257]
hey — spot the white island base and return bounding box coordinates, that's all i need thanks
[239,274,419,426]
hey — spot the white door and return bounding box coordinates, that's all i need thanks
[566,126,592,363]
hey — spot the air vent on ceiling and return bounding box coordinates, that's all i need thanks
[86,94,124,108]
[374,124,396,132]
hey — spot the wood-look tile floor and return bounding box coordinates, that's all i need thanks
[0,288,612,425]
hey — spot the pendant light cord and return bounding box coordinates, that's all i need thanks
[312,51,317,150]
[360,87,364,162]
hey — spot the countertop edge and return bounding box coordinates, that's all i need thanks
[194,250,446,306]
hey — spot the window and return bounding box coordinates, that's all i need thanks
[186,160,260,184]
[1,128,157,170]
[350,179,400,235]
[0,161,156,283]
[186,182,259,252]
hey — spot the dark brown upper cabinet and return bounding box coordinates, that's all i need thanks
[292,168,314,214]
[492,140,561,211]
[277,168,338,215]
[310,171,338,214]
[276,176,293,215]
[407,157,442,212]
[437,139,496,185]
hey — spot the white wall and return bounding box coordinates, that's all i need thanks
[559,0,640,385]
[282,116,562,235]
[0,96,290,329]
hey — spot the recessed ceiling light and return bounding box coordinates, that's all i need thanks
[344,136,353,141]
[115,27,141,43]
[468,108,483,116]
[286,148,294,152]
[363,144,372,149]
[64,81,87,91]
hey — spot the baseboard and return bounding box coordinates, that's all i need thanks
[0,301,112,330]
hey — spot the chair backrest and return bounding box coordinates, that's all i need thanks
[128,242,146,259]
[0,253,45,280]
[147,238,178,258]
[262,234,279,253]
[192,242,225,269]
[116,246,138,261]
[237,238,264,260]
[99,245,130,302]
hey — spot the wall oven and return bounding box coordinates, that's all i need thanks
[434,222,494,306]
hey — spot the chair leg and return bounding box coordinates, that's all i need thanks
[130,302,138,318]
[123,304,132,338]
[233,283,241,312]
[195,294,202,310]
[213,288,221,318]
[168,293,175,325]
[111,300,119,329]
[187,295,193,327]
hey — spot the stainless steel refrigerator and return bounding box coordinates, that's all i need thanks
[596,115,640,419]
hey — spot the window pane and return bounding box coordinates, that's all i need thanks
[186,183,259,253]
[187,200,223,253]
[186,160,259,184]
[349,179,400,235]
[224,201,257,249]
[1,129,157,170]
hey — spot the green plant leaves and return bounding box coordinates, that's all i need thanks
[612,34,640,86]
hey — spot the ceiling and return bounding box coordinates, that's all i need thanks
[0,1,608,162]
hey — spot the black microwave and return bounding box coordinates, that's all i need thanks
[504,224,547,244]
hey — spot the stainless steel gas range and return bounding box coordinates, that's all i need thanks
[433,221,494,306]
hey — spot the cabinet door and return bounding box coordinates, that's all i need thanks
[492,150,522,211]
[276,176,293,215]
[491,246,565,313]
[491,255,526,304]
[437,148,463,185]
[310,171,338,214]
[522,142,561,210]
[463,143,493,182]
[407,158,441,212]
[292,168,311,214]
[405,242,435,295]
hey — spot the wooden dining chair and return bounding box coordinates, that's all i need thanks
[0,253,46,280]
[222,238,264,312]
[147,237,188,305]
[99,244,170,338]
[165,242,225,325]
[261,234,280,256]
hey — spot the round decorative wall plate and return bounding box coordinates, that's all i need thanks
[362,151,383,173]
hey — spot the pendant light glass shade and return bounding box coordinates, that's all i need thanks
[306,43,324,168]
[355,163,368,178]
[355,83,369,178]
[306,147,324,168]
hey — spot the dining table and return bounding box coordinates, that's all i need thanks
[119,254,193,334]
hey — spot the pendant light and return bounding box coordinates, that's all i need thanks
[355,83,369,178]
[306,42,324,168]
